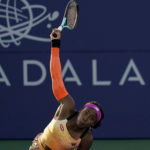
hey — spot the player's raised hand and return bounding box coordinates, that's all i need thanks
[50,28,61,40]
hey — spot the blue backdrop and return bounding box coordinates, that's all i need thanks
[0,0,150,139]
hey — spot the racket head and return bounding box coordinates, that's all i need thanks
[61,0,79,30]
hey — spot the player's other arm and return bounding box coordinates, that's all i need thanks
[78,131,93,150]
[50,29,75,112]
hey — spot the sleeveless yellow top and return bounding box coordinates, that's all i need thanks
[38,119,81,150]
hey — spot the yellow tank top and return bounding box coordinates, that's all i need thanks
[38,119,81,150]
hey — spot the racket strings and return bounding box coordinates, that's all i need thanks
[65,1,78,29]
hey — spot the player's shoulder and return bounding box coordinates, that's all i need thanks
[60,95,75,106]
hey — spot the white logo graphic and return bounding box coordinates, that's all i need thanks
[0,0,59,48]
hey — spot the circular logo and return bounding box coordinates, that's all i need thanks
[60,124,64,131]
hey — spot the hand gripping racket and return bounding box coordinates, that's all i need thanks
[53,0,79,37]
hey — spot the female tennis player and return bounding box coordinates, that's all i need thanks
[29,29,104,150]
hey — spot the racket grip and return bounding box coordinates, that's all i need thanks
[58,26,63,31]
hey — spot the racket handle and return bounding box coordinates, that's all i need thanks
[58,26,63,31]
[52,26,63,38]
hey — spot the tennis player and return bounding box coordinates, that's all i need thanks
[29,29,104,150]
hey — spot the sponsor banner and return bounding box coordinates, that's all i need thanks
[0,52,150,138]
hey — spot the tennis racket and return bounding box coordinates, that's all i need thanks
[53,0,79,37]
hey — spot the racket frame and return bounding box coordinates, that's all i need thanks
[58,0,79,31]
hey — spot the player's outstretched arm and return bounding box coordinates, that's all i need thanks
[50,29,75,119]
[50,29,69,101]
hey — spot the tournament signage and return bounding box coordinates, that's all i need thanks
[1,52,150,139]
[1,0,150,139]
